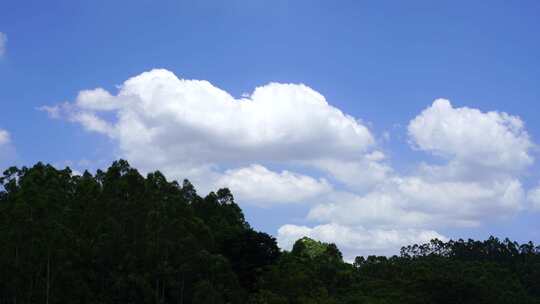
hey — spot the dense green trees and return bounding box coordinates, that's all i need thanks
[0,161,539,303]
[0,161,261,303]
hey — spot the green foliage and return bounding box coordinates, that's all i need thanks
[0,160,539,303]
[291,237,329,259]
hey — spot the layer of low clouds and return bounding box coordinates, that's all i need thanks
[306,178,524,229]
[0,32,6,57]
[42,69,537,258]
[278,223,447,260]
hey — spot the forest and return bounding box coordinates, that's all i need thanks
[0,160,539,303]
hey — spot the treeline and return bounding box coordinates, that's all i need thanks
[0,161,539,303]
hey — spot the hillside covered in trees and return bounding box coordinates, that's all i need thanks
[0,161,539,303]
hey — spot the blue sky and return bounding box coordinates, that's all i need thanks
[1,0,539,259]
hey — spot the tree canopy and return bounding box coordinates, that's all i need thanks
[0,161,539,303]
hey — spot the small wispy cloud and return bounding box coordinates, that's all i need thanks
[0,129,10,145]
[0,32,7,57]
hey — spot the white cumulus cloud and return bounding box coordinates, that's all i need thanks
[216,164,332,205]
[68,69,374,166]
[408,99,533,172]
[42,68,375,202]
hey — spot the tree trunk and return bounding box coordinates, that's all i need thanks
[46,249,50,304]
[14,245,18,304]
[179,272,185,304]
[155,278,159,304]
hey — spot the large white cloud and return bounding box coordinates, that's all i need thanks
[68,69,374,165]
[68,70,371,160]
[277,223,447,260]
[0,32,6,57]
[42,68,375,199]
